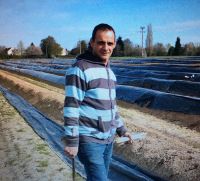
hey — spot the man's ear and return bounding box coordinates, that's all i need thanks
[90,38,94,47]
[114,40,116,48]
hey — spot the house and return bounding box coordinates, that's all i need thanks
[4,47,21,56]
[60,48,70,56]
[5,47,15,55]
[13,49,21,56]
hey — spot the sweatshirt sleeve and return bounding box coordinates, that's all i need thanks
[63,66,86,146]
[115,106,128,137]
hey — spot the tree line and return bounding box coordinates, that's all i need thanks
[0,36,64,59]
[1,25,200,59]
[71,36,200,57]
[70,24,200,57]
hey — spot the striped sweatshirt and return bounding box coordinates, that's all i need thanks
[63,51,127,146]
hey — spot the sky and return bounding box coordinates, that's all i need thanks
[0,0,200,50]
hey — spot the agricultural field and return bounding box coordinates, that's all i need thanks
[0,57,200,181]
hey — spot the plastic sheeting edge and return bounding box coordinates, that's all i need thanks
[0,84,167,181]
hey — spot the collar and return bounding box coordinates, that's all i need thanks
[76,51,110,67]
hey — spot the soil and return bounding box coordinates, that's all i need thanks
[0,69,200,181]
[0,88,84,181]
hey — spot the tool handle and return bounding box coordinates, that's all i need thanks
[72,158,76,181]
[61,137,76,181]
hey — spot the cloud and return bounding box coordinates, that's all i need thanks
[181,35,200,44]
[154,20,200,32]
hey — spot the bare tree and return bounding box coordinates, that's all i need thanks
[0,46,6,58]
[70,40,88,56]
[17,40,25,56]
[0,46,6,53]
[25,43,42,58]
[133,45,142,57]
[78,40,88,54]
[153,43,167,56]
[145,24,153,56]
[183,42,195,56]
[123,39,134,56]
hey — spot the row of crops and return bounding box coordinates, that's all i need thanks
[0,65,167,181]
[0,57,200,114]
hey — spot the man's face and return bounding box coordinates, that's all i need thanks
[90,30,116,64]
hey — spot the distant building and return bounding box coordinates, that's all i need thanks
[5,47,15,55]
[4,47,21,56]
[66,49,70,55]
[13,49,21,56]
[60,48,70,56]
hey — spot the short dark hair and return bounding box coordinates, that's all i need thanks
[91,23,116,41]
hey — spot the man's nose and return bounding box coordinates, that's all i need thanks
[103,43,109,50]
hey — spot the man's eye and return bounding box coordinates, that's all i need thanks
[98,41,105,45]
[108,42,114,46]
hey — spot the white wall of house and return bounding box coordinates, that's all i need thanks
[60,48,69,56]
[7,47,15,55]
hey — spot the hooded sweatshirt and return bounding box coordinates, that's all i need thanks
[63,51,127,146]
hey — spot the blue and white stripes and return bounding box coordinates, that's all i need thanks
[63,57,127,146]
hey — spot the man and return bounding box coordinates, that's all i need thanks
[64,23,133,181]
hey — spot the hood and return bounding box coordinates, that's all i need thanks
[76,50,110,67]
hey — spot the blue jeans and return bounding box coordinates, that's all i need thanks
[78,142,113,181]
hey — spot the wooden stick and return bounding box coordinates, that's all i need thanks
[61,137,76,181]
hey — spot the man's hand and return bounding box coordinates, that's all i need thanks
[64,146,78,159]
[122,132,133,144]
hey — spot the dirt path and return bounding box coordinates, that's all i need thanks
[0,91,85,181]
[0,69,200,181]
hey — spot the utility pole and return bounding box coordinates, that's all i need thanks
[140,27,145,58]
